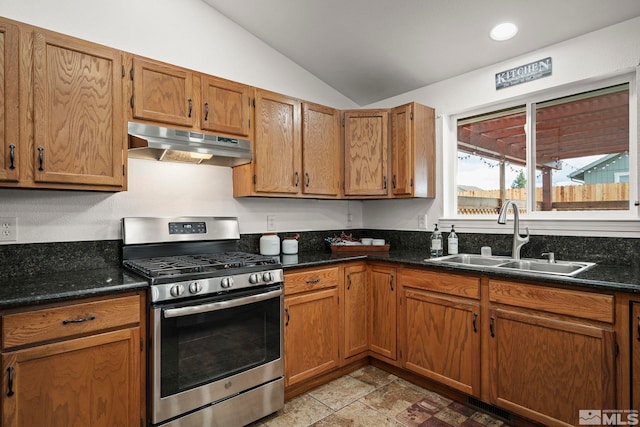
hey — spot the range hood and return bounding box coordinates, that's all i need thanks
[127,122,252,167]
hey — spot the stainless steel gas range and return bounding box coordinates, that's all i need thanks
[122,217,284,427]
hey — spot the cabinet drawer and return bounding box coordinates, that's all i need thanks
[401,269,480,299]
[488,280,614,323]
[285,267,339,295]
[2,295,141,348]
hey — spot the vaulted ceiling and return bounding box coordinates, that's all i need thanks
[202,0,640,105]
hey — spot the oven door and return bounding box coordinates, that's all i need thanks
[150,284,283,425]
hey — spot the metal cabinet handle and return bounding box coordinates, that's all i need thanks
[383,176,387,189]
[347,274,352,290]
[37,146,44,171]
[305,172,310,188]
[472,312,478,333]
[305,278,320,284]
[489,316,495,338]
[204,102,209,121]
[389,275,394,291]
[62,315,96,325]
[392,175,396,189]
[188,98,193,118]
[637,315,640,341]
[285,308,290,326]
[294,172,299,187]
[6,366,14,397]
[9,144,15,170]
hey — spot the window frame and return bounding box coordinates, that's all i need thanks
[442,69,639,236]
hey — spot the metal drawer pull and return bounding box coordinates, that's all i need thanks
[62,315,96,325]
[9,144,15,170]
[6,366,14,397]
[305,172,310,188]
[204,102,209,121]
[489,316,495,338]
[285,307,290,326]
[305,278,321,284]
[472,312,478,333]
[187,98,193,118]
[294,172,300,187]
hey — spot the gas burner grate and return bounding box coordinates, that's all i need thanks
[124,251,279,278]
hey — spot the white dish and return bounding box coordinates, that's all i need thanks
[361,238,373,245]
[371,239,385,246]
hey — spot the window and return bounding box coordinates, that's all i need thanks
[456,81,632,216]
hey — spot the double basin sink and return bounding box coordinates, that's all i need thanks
[428,253,595,277]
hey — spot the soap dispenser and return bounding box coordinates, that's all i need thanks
[430,224,443,257]
[448,225,459,255]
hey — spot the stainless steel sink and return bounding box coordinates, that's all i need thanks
[430,254,511,267]
[428,253,595,277]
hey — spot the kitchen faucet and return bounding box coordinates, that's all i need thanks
[497,200,529,259]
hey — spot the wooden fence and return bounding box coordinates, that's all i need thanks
[458,182,629,214]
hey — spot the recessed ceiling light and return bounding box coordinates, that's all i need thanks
[490,22,518,41]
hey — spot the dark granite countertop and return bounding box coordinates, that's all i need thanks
[283,250,640,294]
[0,267,148,310]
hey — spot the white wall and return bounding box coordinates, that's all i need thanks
[362,16,640,233]
[0,0,361,244]
[1,1,639,243]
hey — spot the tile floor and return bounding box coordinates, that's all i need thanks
[250,366,511,427]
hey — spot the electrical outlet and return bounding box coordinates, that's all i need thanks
[0,217,17,242]
[418,214,427,230]
[266,215,276,231]
[347,213,353,223]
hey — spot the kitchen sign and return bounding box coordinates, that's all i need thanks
[495,57,552,90]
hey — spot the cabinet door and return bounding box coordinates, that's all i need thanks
[284,287,340,386]
[201,75,251,137]
[32,31,124,188]
[343,264,368,359]
[401,287,480,396]
[2,328,140,427]
[131,56,195,127]
[632,302,640,412]
[390,103,412,196]
[302,102,341,196]
[254,89,301,194]
[344,110,388,196]
[488,308,616,426]
[369,265,396,359]
[0,19,19,182]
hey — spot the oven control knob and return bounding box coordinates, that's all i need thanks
[221,277,234,288]
[189,282,202,294]
[262,272,273,282]
[249,273,260,284]
[170,284,185,297]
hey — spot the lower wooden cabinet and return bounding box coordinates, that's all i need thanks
[399,268,481,396]
[0,293,143,427]
[488,308,616,427]
[631,302,640,413]
[401,287,480,396]
[487,279,616,427]
[343,263,368,359]
[369,264,397,360]
[284,266,340,387]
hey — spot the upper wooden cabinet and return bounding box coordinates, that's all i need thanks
[301,102,341,197]
[130,57,195,128]
[0,18,19,183]
[390,102,435,198]
[201,75,251,137]
[128,56,253,140]
[253,89,301,194]
[0,18,126,191]
[343,109,389,197]
[30,30,125,189]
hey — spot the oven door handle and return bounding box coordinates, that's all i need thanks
[162,288,283,319]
